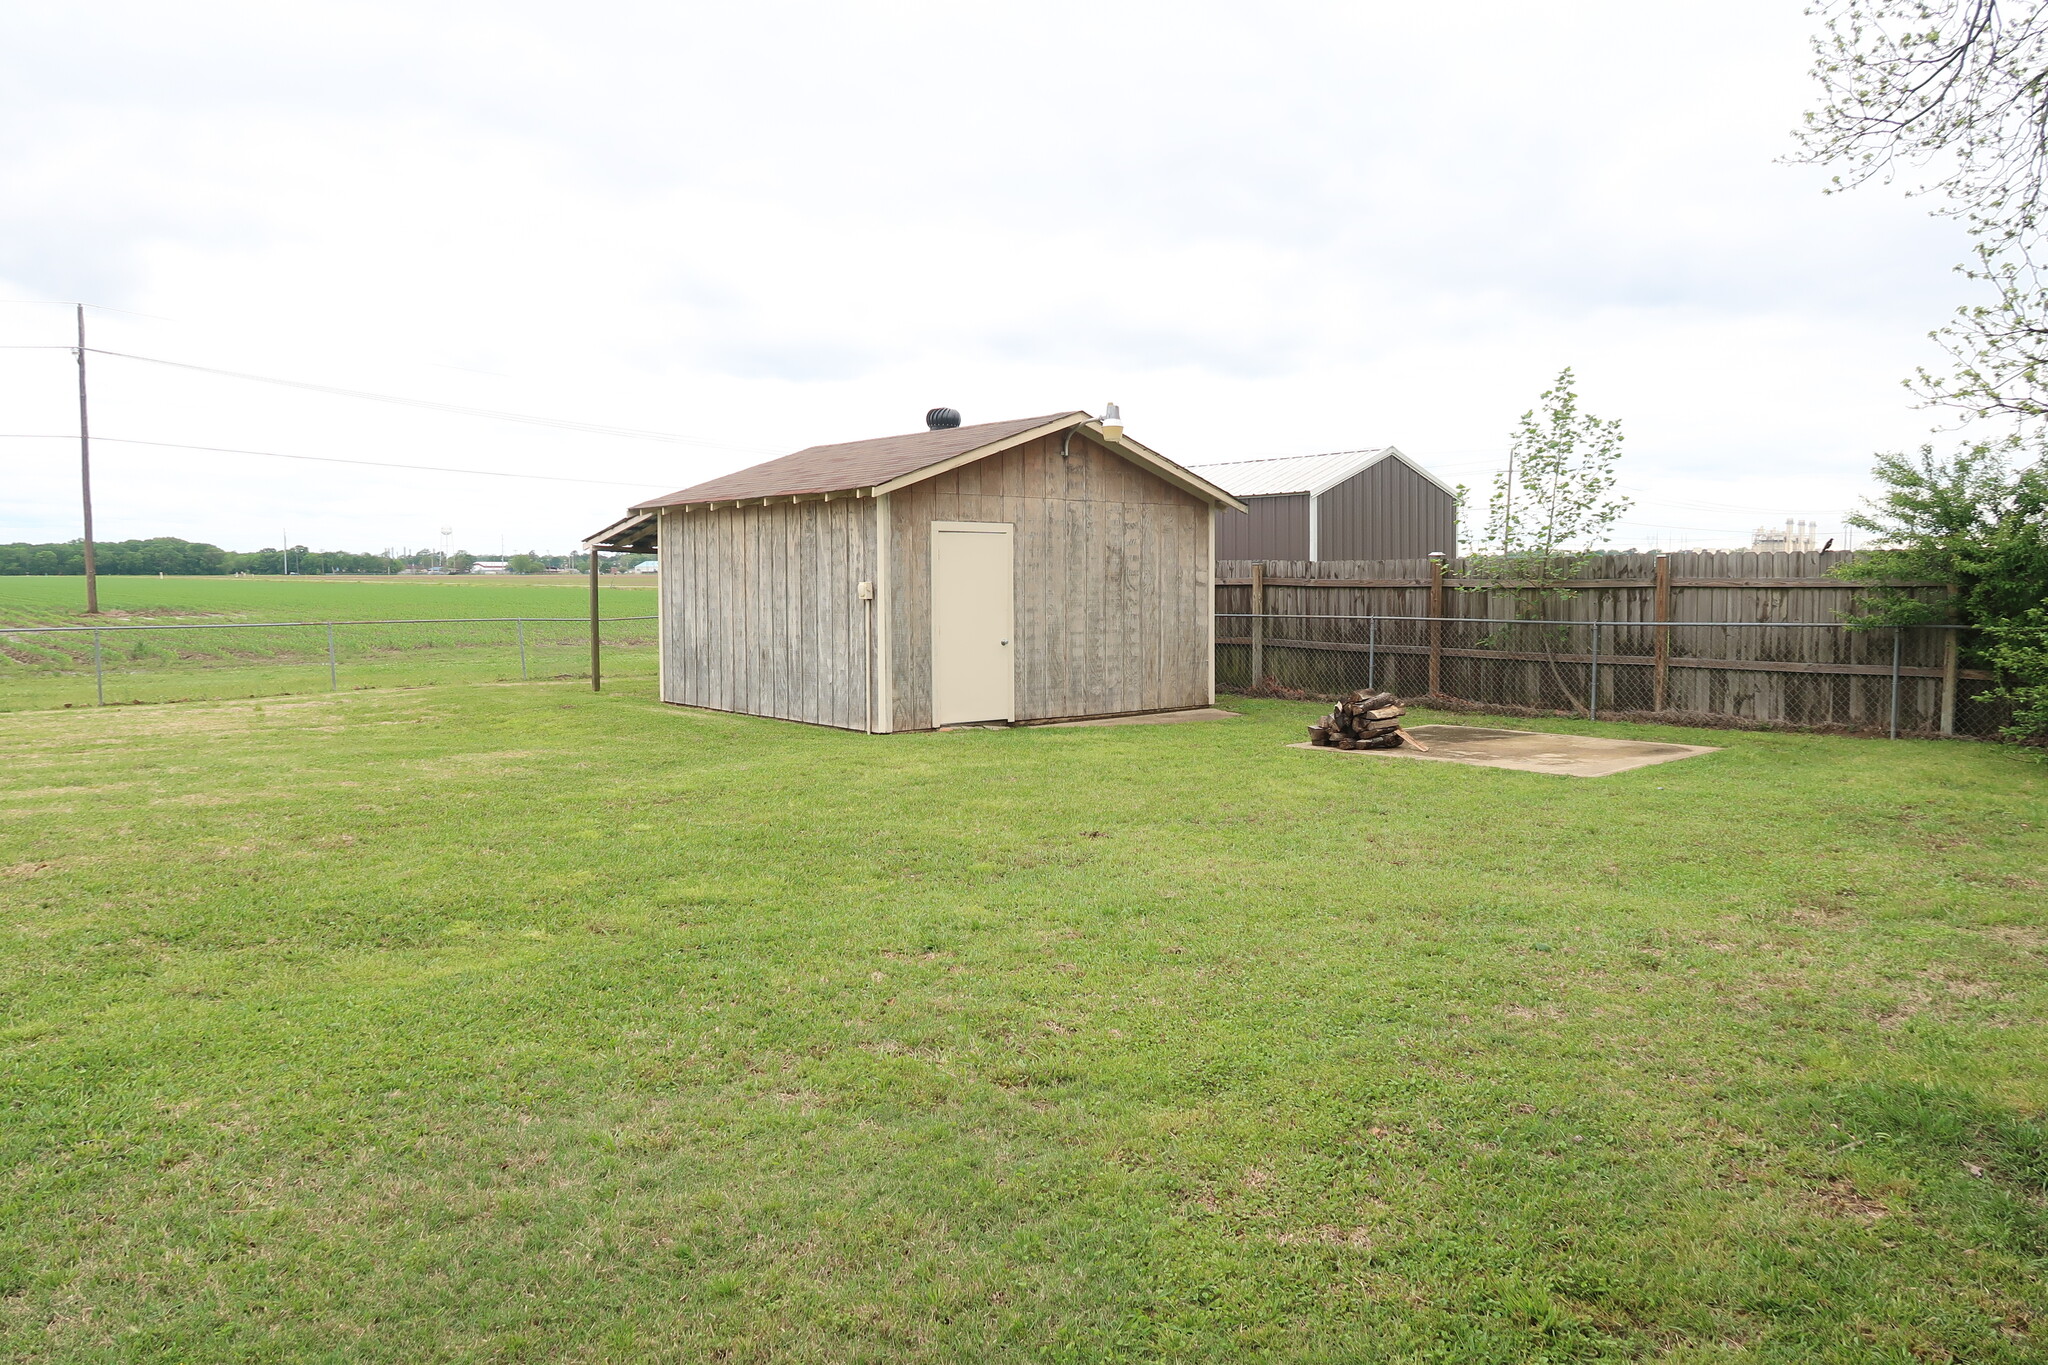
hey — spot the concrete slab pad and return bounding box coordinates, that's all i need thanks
[1289,724,1718,777]
[1036,707,1240,729]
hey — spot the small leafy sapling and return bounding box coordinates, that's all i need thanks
[1462,368,1633,713]
[1470,367,1631,587]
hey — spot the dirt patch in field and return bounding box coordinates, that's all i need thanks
[1273,1225,1376,1249]
[1809,1178,1888,1220]
[1981,924,2048,953]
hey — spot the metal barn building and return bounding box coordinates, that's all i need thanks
[1189,447,1457,561]
[584,410,1245,732]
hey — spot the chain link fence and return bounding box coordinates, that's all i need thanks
[1218,613,2015,739]
[3,608,2026,740]
[0,616,658,711]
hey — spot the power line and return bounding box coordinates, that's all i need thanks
[0,434,668,489]
[81,348,776,453]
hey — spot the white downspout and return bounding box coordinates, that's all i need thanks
[1307,493,1320,562]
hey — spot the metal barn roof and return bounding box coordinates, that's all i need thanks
[1186,446,1453,499]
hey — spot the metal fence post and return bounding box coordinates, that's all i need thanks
[1589,619,1600,722]
[92,628,104,706]
[1366,614,1377,692]
[1938,626,1958,736]
[1889,629,1902,739]
[1249,562,1265,693]
[516,618,528,681]
[326,623,338,691]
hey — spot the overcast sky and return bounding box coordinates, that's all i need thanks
[0,1,1983,555]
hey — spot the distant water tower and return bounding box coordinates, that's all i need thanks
[440,526,453,565]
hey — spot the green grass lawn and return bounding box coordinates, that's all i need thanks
[2,685,2044,1362]
[0,577,658,711]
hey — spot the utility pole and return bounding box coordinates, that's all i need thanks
[75,306,98,614]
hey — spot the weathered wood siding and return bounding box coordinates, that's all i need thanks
[886,431,1212,730]
[1216,492,1309,560]
[657,498,876,729]
[1316,457,1457,560]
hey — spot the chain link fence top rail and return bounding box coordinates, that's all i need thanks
[1214,552,2017,739]
[0,616,657,711]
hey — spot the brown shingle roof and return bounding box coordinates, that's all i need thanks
[631,412,1084,511]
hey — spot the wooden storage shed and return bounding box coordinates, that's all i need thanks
[584,410,1245,732]
[1190,447,1457,561]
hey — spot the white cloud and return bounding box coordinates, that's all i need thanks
[0,0,1991,554]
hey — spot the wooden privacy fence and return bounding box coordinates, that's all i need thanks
[1214,552,2005,737]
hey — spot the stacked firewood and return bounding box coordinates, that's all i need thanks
[1308,690,1427,751]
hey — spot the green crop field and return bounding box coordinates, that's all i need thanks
[0,576,659,711]
[3,683,2044,1362]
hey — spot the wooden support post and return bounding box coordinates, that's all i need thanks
[588,549,602,691]
[1249,561,1265,693]
[1589,619,1601,722]
[1939,627,1959,736]
[1652,553,1670,712]
[1427,554,1444,696]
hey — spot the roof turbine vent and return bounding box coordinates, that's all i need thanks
[925,407,961,430]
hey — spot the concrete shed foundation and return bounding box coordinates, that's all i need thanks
[1291,724,1719,777]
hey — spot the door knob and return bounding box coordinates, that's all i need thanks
[1000,639,1010,645]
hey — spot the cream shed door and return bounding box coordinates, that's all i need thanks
[930,522,1015,725]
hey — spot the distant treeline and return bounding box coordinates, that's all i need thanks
[0,539,650,575]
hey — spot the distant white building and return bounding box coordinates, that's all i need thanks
[472,560,511,574]
[1751,519,1822,553]
[631,560,659,574]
